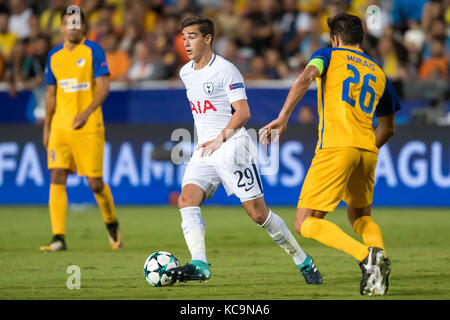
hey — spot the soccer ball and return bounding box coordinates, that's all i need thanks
[143,251,179,287]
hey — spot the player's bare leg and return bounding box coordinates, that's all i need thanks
[168,184,211,282]
[348,205,391,295]
[40,169,69,251]
[242,197,322,284]
[88,177,122,249]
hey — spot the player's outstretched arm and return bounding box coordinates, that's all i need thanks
[198,98,250,157]
[259,65,319,144]
[72,75,110,130]
[43,85,56,150]
[375,114,396,148]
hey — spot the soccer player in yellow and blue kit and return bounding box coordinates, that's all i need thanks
[40,7,122,251]
[260,13,401,295]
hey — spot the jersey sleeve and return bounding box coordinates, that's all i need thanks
[223,64,247,104]
[376,76,402,117]
[306,47,333,75]
[86,41,110,78]
[44,51,56,85]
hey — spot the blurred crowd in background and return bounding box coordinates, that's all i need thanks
[0,0,448,123]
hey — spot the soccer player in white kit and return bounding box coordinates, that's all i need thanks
[167,16,322,285]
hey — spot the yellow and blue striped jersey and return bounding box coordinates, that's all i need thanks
[45,38,110,133]
[307,45,401,153]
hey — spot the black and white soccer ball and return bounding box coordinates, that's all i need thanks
[144,251,180,287]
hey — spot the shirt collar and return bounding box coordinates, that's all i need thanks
[339,45,363,52]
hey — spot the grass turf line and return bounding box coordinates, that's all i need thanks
[0,206,449,300]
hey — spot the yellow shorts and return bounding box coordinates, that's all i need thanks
[298,147,377,212]
[47,129,105,177]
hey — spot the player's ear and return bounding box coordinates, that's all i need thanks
[205,34,213,46]
[331,35,340,47]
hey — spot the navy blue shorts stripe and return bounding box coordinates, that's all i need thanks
[251,161,263,193]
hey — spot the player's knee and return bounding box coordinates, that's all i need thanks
[246,207,268,225]
[88,179,104,193]
[51,169,68,184]
[294,214,310,235]
[252,212,267,225]
[177,193,194,209]
[294,219,303,235]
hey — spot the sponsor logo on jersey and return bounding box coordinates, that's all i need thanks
[203,82,214,95]
[190,100,217,114]
[59,78,90,93]
[229,83,244,90]
[77,58,86,67]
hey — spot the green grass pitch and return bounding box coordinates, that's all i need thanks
[0,206,449,300]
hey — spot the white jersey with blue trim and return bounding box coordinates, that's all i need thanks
[179,54,248,145]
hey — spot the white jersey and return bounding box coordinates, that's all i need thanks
[179,54,248,144]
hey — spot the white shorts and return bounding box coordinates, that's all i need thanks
[182,133,264,202]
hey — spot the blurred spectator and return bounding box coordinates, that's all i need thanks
[81,0,103,27]
[118,20,142,58]
[297,0,322,14]
[275,0,311,58]
[0,12,18,62]
[102,32,130,81]
[216,0,241,41]
[39,0,65,46]
[422,0,445,33]
[28,14,44,43]
[419,37,449,81]
[235,17,257,67]
[0,0,445,90]
[392,0,428,30]
[87,4,121,44]
[264,48,289,79]
[298,13,328,63]
[0,0,7,13]
[222,39,249,73]
[246,0,280,55]
[21,35,48,89]
[5,39,26,96]
[244,55,268,80]
[143,14,178,79]
[8,0,33,39]
[125,0,158,34]
[421,19,450,61]
[127,41,168,81]
[297,105,315,124]
[376,27,409,81]
[21,35,50,124]
[165,0,202,17]
[196,0,222,10]
[318,0,346,34]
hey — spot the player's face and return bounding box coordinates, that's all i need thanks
[182,25,212,61]
[61,14,85,44]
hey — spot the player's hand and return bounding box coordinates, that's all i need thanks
[259,117,287,144]
[197,135,224,157]
[72,110,91,130]
[43,126,50,150]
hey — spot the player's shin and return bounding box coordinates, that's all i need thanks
[301,217,369,261]
[353,216,385,252]
[94,184,117,224]
[49,183,68,235]
[260,210,307,265]
[180,206,207,263]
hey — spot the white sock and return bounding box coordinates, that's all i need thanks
[180,206,207,263]
[260,209,307,265]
